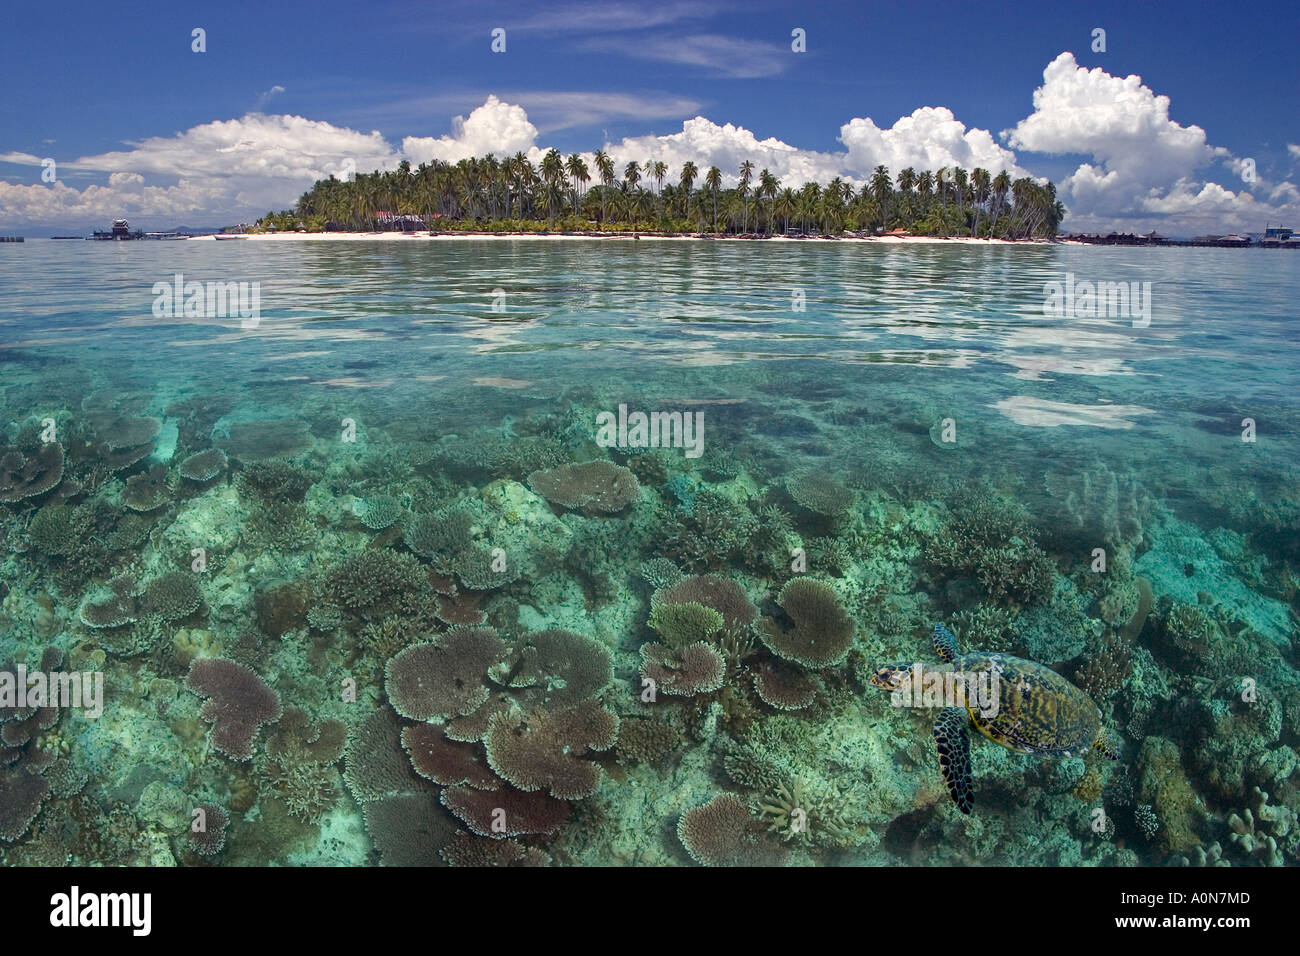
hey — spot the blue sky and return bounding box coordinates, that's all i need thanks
[2,0,1297,233]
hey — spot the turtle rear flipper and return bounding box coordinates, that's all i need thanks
[932,624,959,663]
[933,707,973,814]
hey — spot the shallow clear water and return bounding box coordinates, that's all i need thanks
[1,239,1297,866]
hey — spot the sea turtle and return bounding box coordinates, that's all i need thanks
[869,624,1118,813]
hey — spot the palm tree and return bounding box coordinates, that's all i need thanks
[704,166,722,232]
[566,154,589,216]
[775,187,796,236]
[679,161,698,219]
[737,160,755,233]
[623,161,641,193]
[756,169,779,236]
[594,150,615,223]
[870,165,893,231]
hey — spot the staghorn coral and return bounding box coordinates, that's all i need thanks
[326,549,426,617]
[404,507,473,567]
[484,700,618,799]
[677,792,789,866]
[122,464,170,512]
[185,658,283,761]
[614,717,680,767]
[306,604,342,632]
[0,443,64,502]
[178,448,228,482]
[640,641,726,697]
[385,628,507,721]
[759,578,856,668]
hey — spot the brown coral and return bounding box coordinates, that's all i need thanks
[185,658,282,761]
[759,578,856,668]
[384,628,507,721]
[640,641,726,697]
[401,723,499,789]
[484,700,618,799]
[528,460,640,514]
[0,443,64,503]
[677,793,788,867]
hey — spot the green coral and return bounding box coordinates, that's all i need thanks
[647,600,723,649]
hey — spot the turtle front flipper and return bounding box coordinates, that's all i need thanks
[932,624,960,663]
[933,707,974,814]
[1093,732,1120,761]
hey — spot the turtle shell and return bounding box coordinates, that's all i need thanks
[955,653,1101,757]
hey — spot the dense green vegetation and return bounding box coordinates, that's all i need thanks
[270,150,1066,238]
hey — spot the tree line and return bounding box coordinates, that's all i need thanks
[269,149,1065,238]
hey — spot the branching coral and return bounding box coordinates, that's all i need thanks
[1227,786,1296,866]
[927,491,1056,606]
[326,550,426,617]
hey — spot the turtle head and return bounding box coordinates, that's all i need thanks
[868,663,919,693]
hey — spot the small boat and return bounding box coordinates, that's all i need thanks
[214,234,248,240]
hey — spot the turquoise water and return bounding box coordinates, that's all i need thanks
[1,239,1296,866]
